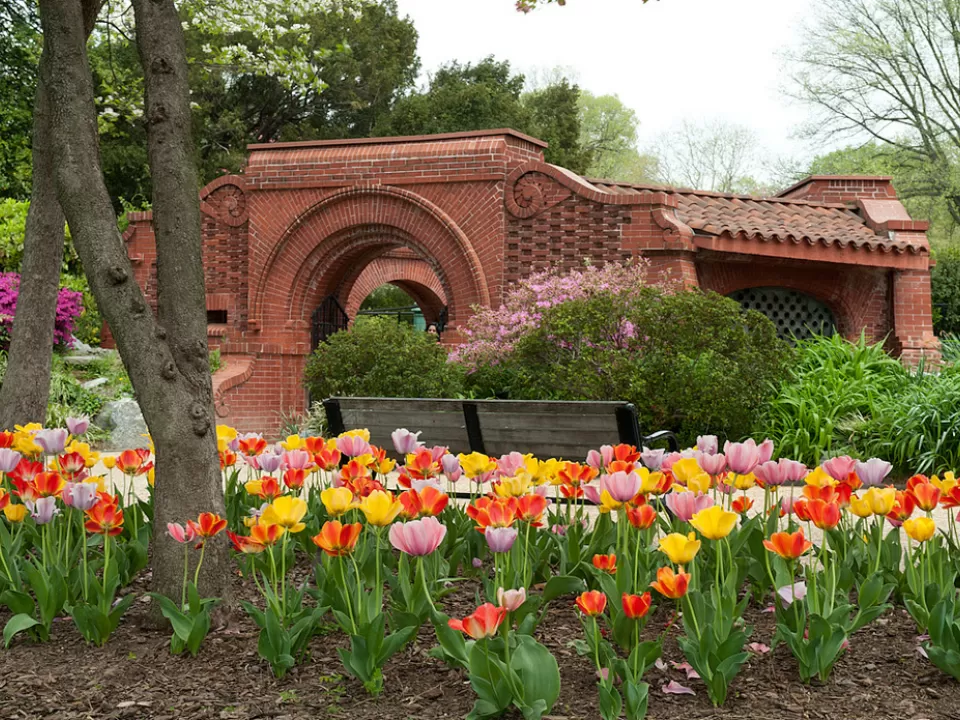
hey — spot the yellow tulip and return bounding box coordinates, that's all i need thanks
[147,468,155,488]
[863,487,896,516]
[903,516,936,543]
[539,458,563,486]
[216,425,238,441]
[102,455,116,470]
[670,458,702,486]
[281,434,303,451]
[598,490,622,514]
[359,490,402,527]
[459,452,496,479]
[932,472,958,494]
[321,487,355,516]
[690,505,739,541]
[659,532,701,566]
[261,496,308,533]
[340,429,370,442]
[804,467,834,488]
[374,457,397,475]
[495,474,532,498]
[3,504,28,523]
[732,473,756,491]
[848,494,874,518]
[88,475,107,493]
[639,468,666,494]
[13,423,42,457]
[244,480,263,497]
[686,472,712,494]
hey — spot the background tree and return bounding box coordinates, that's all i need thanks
[790,0,960,223]
[0,0,38,199]
[578,90,658,182]
[654,119,767,194]
[523,79,591,173]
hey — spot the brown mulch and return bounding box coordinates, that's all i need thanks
[0,569,957,720]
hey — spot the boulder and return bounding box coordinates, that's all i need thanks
[95,398,150,450]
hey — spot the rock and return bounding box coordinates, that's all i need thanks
[62,355,99,366]
[82,377,109,390]
[95,398,149,450]
[70,338,111,356]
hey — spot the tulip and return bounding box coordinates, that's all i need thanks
[592,553,617,573]
[806,499,841,530]
[337,434,371,458]
[167,522,198,544]
[64,481,100,511]
[575,590,607,616]
[863,487,897,516]
[903,516,936,543]
[485,526,518,553]
[459,451,497,479]
[671,457,705,486]
[690,505,738,540]
[780,495,798,516]
[659,532,701,566]
[359,490,403,527]
[389,428,421,456]
[280,450,313,472]
[27,496,60,525]
[3,503,28,523]
[665,490,714,522]
[941,485,960,509]
[515,493,548,524]
[723,439,761,475]
[696,451,726,476]
[439,453,462,483]
[188,512,228,538]
[84,500,122,534]
[640,447,665,471]
[389,516,447,556]
[697,435,718,455]
[763,530,812,559]
[497,587,526,612]
[313,521,363,557]
[650,566,690,599]
[601,470,641,503]
[283,468,307,491]
[467,496,518,532]
[0,448,21,474]
[622,592,652,620]
[587,445,614,470]
[855,458,892,487]
[822,455,857,482]
[34,428,68,455]
[777,581,807,607]
[909,481,941,513]
[259,497,307,533]
[116,448,153,476]
[448,603,507,639]
[758,439,774,464]
[627,503,657,530]
[320,487,355,517]
[755,458,806,487]
[848,494,873,518]
[66,416,90,436]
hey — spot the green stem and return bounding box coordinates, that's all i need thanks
[102,534,111,615]
[872,518,883,575]
[374,527,382,611]
[267,544,281,615]
[280,532,289,620]
[593,616,605,687]
[181,542,189,609]
[522,521,531,586]
[683,593,702,640]
[193,542,207,590]
[80,514,88,602]
[339,557,357,633]
[419,555,438,613]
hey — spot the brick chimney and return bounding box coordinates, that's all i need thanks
[777,175,896,204]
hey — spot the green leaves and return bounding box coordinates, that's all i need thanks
[337,612,417,696]
[923,595,960,681]
[3,614,39,648]
[147,583,220,657]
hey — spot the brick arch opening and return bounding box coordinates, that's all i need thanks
[252,186,489,338]
[344,254,448,324]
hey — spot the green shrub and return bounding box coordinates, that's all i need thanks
[932,245,960,334]
[760,334,909,466]
[465,288,791,445]
[304,317,463,400]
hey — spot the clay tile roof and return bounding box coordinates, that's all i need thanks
[585,178,928,255]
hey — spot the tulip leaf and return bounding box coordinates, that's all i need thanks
[542,575,585,604]
[510,635,560,713]
[3,613,39,648]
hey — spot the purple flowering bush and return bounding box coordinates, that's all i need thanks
[0,272,84,350]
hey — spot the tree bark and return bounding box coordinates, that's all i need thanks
[37,0,227,603]
[0,1,103,430]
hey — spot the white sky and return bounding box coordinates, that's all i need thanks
[394,0,822,179]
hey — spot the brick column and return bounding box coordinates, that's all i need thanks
[892,269,941,366]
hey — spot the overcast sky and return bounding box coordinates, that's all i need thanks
[394,0,822,179]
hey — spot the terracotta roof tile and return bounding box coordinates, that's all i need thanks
[585,178,928,255]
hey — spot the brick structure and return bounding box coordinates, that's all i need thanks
[115,130,938,432]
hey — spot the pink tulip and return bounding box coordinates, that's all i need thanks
[777,581,807,607]
[0,448,21,474]
[281,450,313,471]
[497,587,526,612]
[780,495,798,516]
[696,451,726,476]
[822,455,857,482]
[661,452,682,472]
[391,428,423,455]
[665,491,714,522]
[167,522,198,544]
[601,471,641,503]
[389,516,447,556]
[411,478,443,493]
[486,526,519,552]
[63,482,99,511]
[497,452,526,478]
[34,428,68,455]
[66,416,90,436]
[723,439,761,475]
[640,447,665,471]
[583,484,602,505]
[756,458,807,487]
[855,458,892,487]
[337,435,371,458]
[429,446,448,463]
[696,435,718,455]
[441,454,462,482]
[587,445,615,470]
[258,451,283,474]
[758,439,775,464]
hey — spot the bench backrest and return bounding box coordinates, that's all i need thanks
[323,397,643,461]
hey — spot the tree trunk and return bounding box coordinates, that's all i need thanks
[0,64,65,429]
[37,0,227,603]
[0,1,104,430]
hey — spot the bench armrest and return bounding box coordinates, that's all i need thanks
[641,429,679,452]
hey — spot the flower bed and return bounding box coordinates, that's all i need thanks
[0,424,958,719]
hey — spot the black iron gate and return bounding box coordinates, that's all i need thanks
[311,295,349,350]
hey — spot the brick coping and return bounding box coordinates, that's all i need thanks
[247,128,548,151]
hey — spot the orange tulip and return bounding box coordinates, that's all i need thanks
[312,521,362,557]
[731,496,754,515]
[448,603,507,639]
[886,490,916,526]
[0,489,8,511]
[622,592,652,620]
[283,468,307,491]
[189,512,228,538]
[909,480,941,512]
[626,503,657,530]
[303,436,327,455]
[466,496,518,532]
[806,499,841,530]
[516,494,548,525]
[314,446,342,471]
[941,485,960,509]
[33,471,65,498]
[650,566,690,599]
[612,444,641,467]
[418,485,449,516]
[592,553,617,573]
[558,462,598,490]
[575,590,607,616]
[0,431,13,449]
[763,529,813,560]
[219,449,237,469]
[253,476,284,501]
[238,436,267,457]
[115,448,153,476]
[793,498,811,522]
[85,501,124,536]
[405,448,441,480]
[398,489,423,520]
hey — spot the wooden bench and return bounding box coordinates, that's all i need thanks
[322,397,679,461]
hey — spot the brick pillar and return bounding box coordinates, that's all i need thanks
[892,269,941,366]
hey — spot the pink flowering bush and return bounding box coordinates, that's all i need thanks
[0,272,84,350]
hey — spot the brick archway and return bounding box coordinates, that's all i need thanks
[344,253,448,323]
[251,185,489,338]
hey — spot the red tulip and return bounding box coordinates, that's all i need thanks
[189,512,227,538]
[763,529,813,559]
[418,485,449,516]
[622,592,652,619]
[283,468,307,490]
[592,553,617,573]
[806,499,841,530]
[650,566,690,599]
[516,494,548,525]
[626,503,657,529]
[312,521,362,557]
[731,496,754,515]
[448,603,507,639]
[575,590,607,616]
[33,471,65,498]
[85,501,124,536]
[909,480,941,512]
